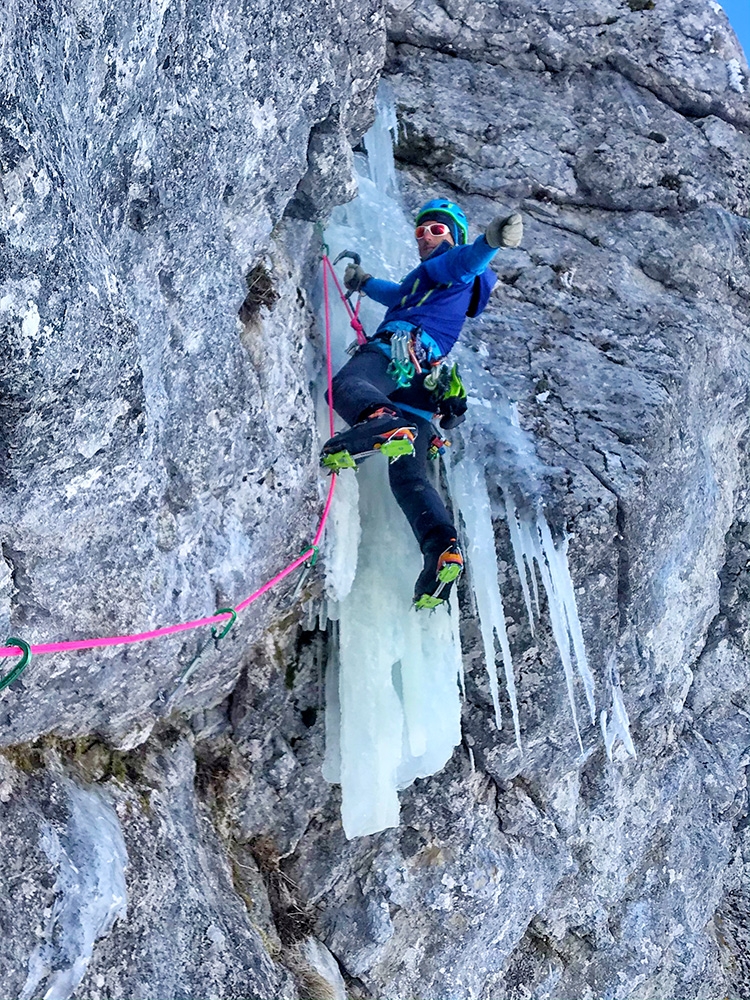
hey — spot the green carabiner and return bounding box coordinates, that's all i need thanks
[315,222,330,259]
[211,608,237,643]
[388,358,415,389]
[300,543,320,568]
[0,637,32,692]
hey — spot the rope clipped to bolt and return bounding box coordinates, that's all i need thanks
[0,244,351,689]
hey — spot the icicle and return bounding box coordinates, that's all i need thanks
[20,782,127,1000]
[530,522,585,752]
[322,621,341,784]
[446,453,522,751]
[449,588,465,697]
[363,81,401,194]
[324,468,361,604]
[517,517,542,615]
[503,493,536,633]
[536,518,597,722]
[600,653,636,759]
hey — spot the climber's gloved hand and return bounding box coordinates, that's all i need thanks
[485,211,523,249]
[438,395,468,430]
[344,263,372,293]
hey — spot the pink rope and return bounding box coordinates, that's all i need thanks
[0,253,346,661]
[323,255,367,345]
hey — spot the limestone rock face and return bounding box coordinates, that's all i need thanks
[2,0,750,999]
[0,0,383,748]
[1,0,383,995]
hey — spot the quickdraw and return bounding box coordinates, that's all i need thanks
[387,330,417,388]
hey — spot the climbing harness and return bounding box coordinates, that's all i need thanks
[0,242,348,691]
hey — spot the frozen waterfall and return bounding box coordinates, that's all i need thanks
[316,87,634,839]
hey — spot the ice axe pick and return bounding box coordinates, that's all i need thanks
[332,249,362,303]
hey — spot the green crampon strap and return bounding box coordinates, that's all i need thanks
[321,450,357,472]
[0,637,32,692]
[414,594,444,611]
[377,437,416,461]
[387,358,415,389]
[438,562,463,584]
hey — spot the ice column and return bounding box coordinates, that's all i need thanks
[321,86,462,839]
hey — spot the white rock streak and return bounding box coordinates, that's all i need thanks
[20,782,127,1000]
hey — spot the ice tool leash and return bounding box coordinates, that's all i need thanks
[0,247,344,692]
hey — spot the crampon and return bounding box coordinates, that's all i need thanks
[320,408,417,472]
[414,539,464,610]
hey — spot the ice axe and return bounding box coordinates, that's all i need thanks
[332,249,362,303]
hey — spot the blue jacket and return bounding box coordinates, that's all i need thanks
[363,236,498,357]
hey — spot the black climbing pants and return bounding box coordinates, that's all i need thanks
[328,343,456,551]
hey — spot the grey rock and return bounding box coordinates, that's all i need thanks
[0,0,383,747]
[3,0,750,998]
[80,736,297,999]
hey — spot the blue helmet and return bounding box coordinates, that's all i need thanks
[415,198,469,246]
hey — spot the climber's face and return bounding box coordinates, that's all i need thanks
[415,220,454,260]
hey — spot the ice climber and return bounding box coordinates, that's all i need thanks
[321,199,523,610]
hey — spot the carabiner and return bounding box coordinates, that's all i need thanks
[0,637,32,692]
[211,608,237,643]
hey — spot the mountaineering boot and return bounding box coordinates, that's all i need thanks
[321,407,417,472]
[413,537,464,610]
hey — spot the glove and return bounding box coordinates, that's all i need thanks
[344,263,372,293]
[438,394,468,430]
[485,212,523,249]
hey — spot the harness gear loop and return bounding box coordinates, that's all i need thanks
[0,637,32,692]
[211,608,237,643]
